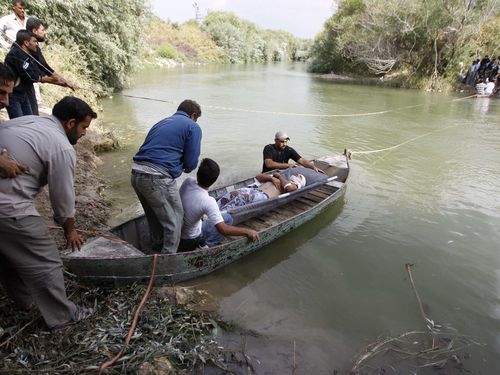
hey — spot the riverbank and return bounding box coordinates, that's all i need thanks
[317,72,478,93]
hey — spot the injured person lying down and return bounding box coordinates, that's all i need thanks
[217,172,306,211]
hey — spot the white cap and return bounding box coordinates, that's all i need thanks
[274,131,290,140]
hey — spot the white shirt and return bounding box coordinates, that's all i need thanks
[485,82,495,95]
[476,82,486,95]
[0,13,26,49]
[179,177,223,239]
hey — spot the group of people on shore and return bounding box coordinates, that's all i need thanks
[461,55,500,96]
[0,0,75,119]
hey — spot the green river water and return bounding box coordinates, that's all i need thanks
[98,63,500,373]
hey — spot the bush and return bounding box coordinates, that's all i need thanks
[308,0,500,89]
[1,0,148,93]
[202,11,304,63]
[156,43,178,59]
[145,17,227,64]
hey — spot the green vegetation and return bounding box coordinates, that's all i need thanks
[309,0,500,90]
[143,17,227,63]
[145,12,309,65]
[202,11,309,63]
[1,0,147,106]
[1,2,307,107]
[156,43,178,59]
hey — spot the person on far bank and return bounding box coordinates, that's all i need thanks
[4,30,73,119]
[262,131,324,174]
[0,0,27,49]
[0,62,27,177]
[131,99,202,254]
[0,96,97,330]
[178,158,259,252]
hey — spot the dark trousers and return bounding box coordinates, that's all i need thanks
[6,91,34,119]
[0,216,77,328]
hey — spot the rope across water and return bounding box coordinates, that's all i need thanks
[121,93,476,119]
[120,93,477,156]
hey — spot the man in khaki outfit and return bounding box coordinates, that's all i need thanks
[0,96,96,329]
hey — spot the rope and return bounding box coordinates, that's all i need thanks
[121,93,477,118]
[351,123,459,156]
[122,93,426,117]
[98,254,159,374]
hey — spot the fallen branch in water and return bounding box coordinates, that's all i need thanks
[349,264,482,374]
[405,263,437,348]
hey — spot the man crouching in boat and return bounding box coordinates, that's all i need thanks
[178,158,260,252]
[262,131,324,174]
[217,172,306,211]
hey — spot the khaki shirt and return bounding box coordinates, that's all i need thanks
[0,115,76,222]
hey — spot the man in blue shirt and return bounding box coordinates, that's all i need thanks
[131,100,202,253]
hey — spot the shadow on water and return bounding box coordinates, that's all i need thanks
[183,196,347,296]
[185,198,348,375]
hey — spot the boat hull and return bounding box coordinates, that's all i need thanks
[62,154,349,285]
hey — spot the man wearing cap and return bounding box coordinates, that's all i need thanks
[262,131,324,173]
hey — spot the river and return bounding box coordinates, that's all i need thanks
[98,63,500,373]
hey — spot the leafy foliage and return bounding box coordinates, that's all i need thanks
[145,17,227,63]
[1,0,147,96]
[156,43,178,59]
[309,0,500,88]
[202,11,307,63]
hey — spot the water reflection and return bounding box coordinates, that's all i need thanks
[185,198,346,295]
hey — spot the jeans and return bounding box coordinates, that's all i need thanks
[202,212,233,246]
[7,92,34,119]
[131,171,183,254]
[179,213,233,252]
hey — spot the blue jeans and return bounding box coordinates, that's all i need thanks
[202,212,233,246]
[131,171,183,254]
[7,92,34,119]
[179,213,233,252]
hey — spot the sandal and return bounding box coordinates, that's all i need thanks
[51,305,93,331]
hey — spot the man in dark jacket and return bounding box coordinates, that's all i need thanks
[4,29,71,118]
[131,99,202,254]
[0,61,26,178]
[26,17,75,105]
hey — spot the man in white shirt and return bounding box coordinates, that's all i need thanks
[476,79,487,96]
[0,0,27,49]
[484,78,495,96]
[179,158,259,252]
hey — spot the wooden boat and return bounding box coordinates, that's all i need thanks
[62,152,350,285]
